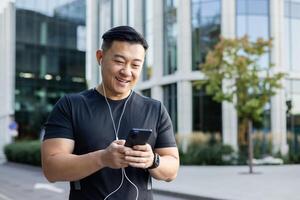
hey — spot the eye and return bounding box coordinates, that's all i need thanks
[132,62,142,69]
[132,64,140,69]
[114,60,125,65]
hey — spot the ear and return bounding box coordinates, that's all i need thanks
[96,50,103,65]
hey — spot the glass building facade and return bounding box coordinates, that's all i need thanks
[191,0,222,134]
[285,0,300,154]
[97,0,294,153]
[191,0,221,71]
[236,0,271,134]
[163,0,178,75]
[192,85,222,133]
[163,84,178,132]
[286,80,300,154]
[285,0,300,72]
[15,0,86,137]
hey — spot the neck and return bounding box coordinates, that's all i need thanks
[96,84,131,100]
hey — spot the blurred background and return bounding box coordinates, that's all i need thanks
[0,0,299,164]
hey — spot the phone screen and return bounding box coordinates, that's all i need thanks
[124,128,152,147]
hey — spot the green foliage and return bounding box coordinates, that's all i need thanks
[179,143,234,165]
[195,36,286,124]
[4,140,41,166]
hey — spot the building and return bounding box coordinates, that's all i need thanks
[0,0,87,159]
[86,0,300,155]
[14,0,87,138]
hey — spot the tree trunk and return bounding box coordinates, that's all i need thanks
[238,118,248,145]
[248,120,254,174]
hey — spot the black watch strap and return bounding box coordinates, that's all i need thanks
[148,153,160,169]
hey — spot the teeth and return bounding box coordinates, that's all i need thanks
[117,77,129,83]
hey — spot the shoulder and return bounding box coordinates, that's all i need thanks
[54,89,95,111]
[132,92,161,107]
[61,89,94,104]
[134,92,161,105]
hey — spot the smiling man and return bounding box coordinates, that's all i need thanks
[41,26,179,200]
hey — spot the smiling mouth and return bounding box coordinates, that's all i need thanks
[116,77,130,83]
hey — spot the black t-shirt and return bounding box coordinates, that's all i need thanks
[44,89,177,200]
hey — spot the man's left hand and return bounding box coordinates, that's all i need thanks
[124,143,154,169]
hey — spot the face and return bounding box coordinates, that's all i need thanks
[96,41,145,100]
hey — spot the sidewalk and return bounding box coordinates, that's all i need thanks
[153,165,300,200]
[0,162,299,200]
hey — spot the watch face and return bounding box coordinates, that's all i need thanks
[155,154,160,166]
[149,153,160,169]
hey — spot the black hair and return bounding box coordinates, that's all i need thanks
[101,26,148,51]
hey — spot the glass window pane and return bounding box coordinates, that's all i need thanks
[248,0,269,15]
[163,0,178,75]
[247,16,269,40]
[192,84,222,132]
[237,0,246,14]
[163,84,178,132]
[291,19,300,71]
[291,1,300,18]
[191,0,221,71]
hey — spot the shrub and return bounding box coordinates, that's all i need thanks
[4,140,41,166]
[176,133,235,165]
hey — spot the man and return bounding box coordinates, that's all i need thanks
[42,26,179,200]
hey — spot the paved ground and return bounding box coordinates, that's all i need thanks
[0,161,299,200]
[153,165,300,200]
[0,162,187,200]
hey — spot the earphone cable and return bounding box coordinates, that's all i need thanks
[101,84,138,200]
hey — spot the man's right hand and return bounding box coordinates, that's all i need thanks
[101,140,130,169]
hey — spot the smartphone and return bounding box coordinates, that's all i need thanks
[124,128,152,147]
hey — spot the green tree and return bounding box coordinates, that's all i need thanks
[195,36,286,172]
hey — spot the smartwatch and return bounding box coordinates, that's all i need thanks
[148,153,160,169]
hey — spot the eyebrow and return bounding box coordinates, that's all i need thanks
[113,54,143,63]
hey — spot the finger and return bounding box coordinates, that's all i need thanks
[114,140,126,145]
[125,150,149,157]
[128,162,147,169]
[125,156,148,163]
[133,144,151,151]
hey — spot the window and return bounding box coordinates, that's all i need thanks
[15,0,87,137]
[192,84,222,133]
[163,0,178,75]
[191,0,221,70]
[163,84,178,132]
[236,0,270,69]
[285,0,300,71]
[141,89,151,98]
[236,0,271,134]
[286,80,300,155]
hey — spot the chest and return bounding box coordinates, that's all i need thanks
[71,102,158,154]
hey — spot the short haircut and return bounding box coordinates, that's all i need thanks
[101,26,148,51]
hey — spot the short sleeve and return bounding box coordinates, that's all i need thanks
[155,103,177,148]
[43,96,74,140]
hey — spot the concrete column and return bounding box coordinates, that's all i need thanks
[177,0,192,135]
[270,0,288,155]
[0,2,15,161]
[86,0,100,88]
[128,0,135,27]
[221,0,238,150]
[99,0,112,34]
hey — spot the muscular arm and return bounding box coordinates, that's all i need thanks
[42,138,128,182]
[125,145,179,182]
[149,147,179,181]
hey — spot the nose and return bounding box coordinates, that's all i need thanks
[120,66,131,77]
